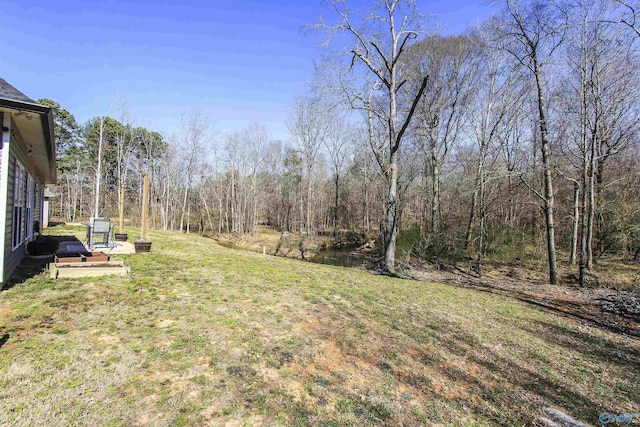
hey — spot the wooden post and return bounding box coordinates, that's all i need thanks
[141,175,149,241]
[119,184,125,234]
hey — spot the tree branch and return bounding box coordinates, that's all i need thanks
[519,173,545,201]
[393,32,417,67]
[394,75,429,154]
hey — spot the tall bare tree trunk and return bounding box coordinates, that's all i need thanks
[570,181,579,265]
[333,174,339,237]
[465,181,478,250]
[200,189,215,234]
[578,23,589,284]
[119,184,125,234]
[94,116,104,218]
[218,194,223,233]
[383,155,399,270]
[477,165,487,278]
[180,187,188,233]
[430,150,441,234]
[466,146,487,251]
[230,163,236,233]
[362,166,369,233]
[299,186,304,234]
[534,61,558,285]
[383,60,400,272]
[306,173,313,237]
[186,204,190,234]
[579,146,589,284]
[163,174,170,231]
[587,133,597,269]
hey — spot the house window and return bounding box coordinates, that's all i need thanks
[11,161,31,249]
[26,174,34,241]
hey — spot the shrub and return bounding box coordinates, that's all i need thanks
[395,225,465,264]
[483,225,544,264]
[411,231,466,264]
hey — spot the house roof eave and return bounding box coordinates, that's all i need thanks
[0,97,51,115]
[0,97,57,183]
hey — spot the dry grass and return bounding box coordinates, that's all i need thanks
[0,225,638,426]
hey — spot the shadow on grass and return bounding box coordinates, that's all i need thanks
[2,255,52,291]
[1,235,84,291]
[371,306,633,426]
[522,319,640,368]
[0,333,9,349]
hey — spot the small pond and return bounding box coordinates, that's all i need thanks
[216,240,375,269]
[310,247,375,269]
[216,240,243,250]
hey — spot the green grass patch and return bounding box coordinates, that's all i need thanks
[0,224,636,426]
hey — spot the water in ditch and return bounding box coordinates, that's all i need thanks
[217,240,375,269]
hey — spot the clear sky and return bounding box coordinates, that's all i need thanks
[0,0,494,142]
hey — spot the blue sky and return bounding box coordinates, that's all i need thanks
[0,0,494,142]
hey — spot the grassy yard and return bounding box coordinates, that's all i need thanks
[0,225,638,426]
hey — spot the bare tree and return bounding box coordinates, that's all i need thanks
[223,131,244,233]
[603,0,640,37]
[114,101,135,234]
[316,0,430,273]
[93,116,106,218]
[407,35,477,234]
[496,0,567,284]
[286,96,328,237]
[244,124,270,235]
[323,114,354,236]
[558,0,640,283]
[179,112,212,234]
[464,28,524,274]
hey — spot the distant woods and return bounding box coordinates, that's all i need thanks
[45,0,640,284]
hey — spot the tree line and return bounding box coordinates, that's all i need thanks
[45,0,640,285]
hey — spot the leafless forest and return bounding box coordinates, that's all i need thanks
[47,0,640,284]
